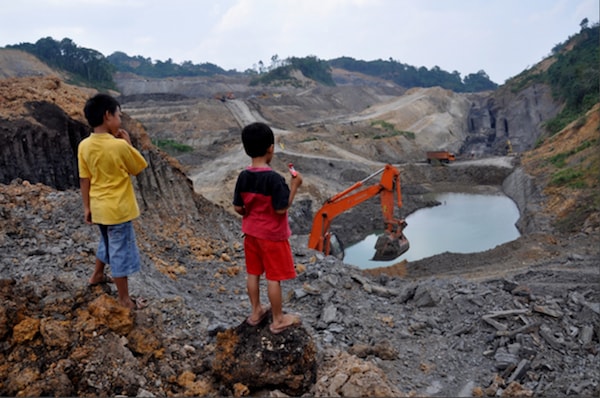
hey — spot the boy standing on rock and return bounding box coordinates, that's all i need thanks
[233,122,303,333]
[78,93,148,310]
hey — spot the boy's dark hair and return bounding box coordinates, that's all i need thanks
[84,93,121,128]
[241,122,275,158]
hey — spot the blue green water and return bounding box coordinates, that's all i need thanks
[343,192,521,269]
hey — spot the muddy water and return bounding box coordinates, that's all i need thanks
[344,192,520,269]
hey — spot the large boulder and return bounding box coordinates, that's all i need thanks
[213,317,317,396]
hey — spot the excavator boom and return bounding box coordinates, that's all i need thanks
[308,164,409,259]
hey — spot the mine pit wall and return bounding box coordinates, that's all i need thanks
[463,84,561,156]
[0,101,89,190]
[501,167,550,235]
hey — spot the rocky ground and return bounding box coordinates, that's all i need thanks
[0,192,595,397]
[0,177,598,397]
[0,63,598,396]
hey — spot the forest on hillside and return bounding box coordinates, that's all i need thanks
[328,57,497,92]
[5,23,598,105]
[505,21,599,135]
[7,37,116,90]
[6,36,493,92]
[544,23,599,133]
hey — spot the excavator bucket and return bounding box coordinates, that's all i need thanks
[372,230,409,261]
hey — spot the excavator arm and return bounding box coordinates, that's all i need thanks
[308,164,409,259]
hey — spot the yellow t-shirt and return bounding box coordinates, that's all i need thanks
[77,133,148,225]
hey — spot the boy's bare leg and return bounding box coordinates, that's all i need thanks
[268,280,300,329]
[247,274,268,323]
[113,276,133,309]
[89,258,111,285]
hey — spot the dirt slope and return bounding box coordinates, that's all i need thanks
[0,49,59,79]
[521,103,600,233]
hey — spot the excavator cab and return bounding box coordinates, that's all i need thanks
[308,164,409,261]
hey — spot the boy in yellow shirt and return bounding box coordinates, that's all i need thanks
[78,93,148,310]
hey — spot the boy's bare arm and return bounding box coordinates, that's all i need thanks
[275,172,303,214]
[80,178,93,224]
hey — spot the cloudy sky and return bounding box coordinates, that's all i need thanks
[1,0,597,83]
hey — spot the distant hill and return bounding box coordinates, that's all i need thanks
[505,23,599,135]
[327,57,497,92]
[3,23,597,105]
[5,37,494,92]
[107,49,496,92]
[106,51,234,78]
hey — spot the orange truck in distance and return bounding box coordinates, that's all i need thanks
[426,151,456,163]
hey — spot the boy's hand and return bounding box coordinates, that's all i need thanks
[288,163,302,187]
[290,172,303,188]
[84,208,93,224]
[113,129,132,145]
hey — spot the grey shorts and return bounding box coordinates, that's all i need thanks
[97,221,141,278]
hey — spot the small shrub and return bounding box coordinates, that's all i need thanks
[371,120,395,131]
[399,130,416,140]
[549,153,570,168]
[370,120,415,140]
[550,167,584,187]
[153,139,193,153]
[548,139,595,167]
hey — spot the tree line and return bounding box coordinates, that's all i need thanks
[106,51,232,78]
[248,54,498,92]
[8,37,116,90]
[510,21,599,134]
[544,23,599,134]
[327,57,498,92]
[7,27,598,109]
[7,37,496,92]
[249,56,335,87]
[7,37,237,88]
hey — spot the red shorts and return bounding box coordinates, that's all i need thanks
[244,235,296,281]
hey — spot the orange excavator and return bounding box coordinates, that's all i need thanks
[307,164,409,260]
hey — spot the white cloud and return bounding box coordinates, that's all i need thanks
[0,0,598,82]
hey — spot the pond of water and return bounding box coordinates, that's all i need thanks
[343,192,521,269]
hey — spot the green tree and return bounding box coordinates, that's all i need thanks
[289,56,335,86]
[463,70,498,92]
[327,56,497,92]
[8,37,115,89]
[250,55,335,87]
[106,51,230,77]
[544,23,599,134]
